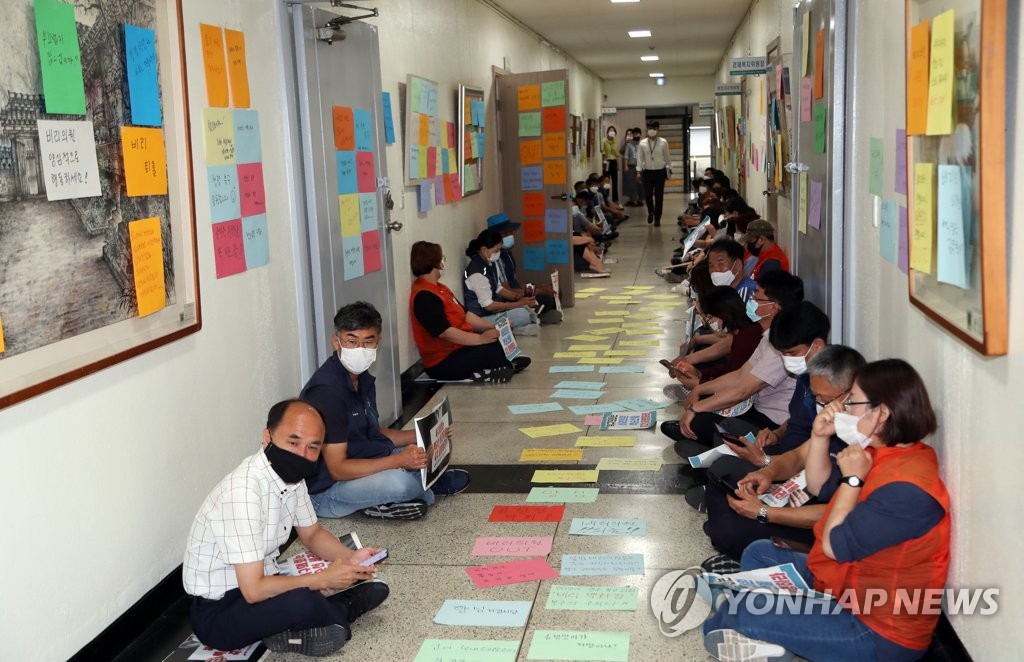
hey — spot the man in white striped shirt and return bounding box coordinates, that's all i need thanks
[635,120,672,226]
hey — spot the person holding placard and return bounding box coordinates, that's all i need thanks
[462,227,541,336]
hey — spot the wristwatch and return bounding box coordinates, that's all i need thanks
[756,506,769,524]
[761,453,772,467]
[840,475,864,488]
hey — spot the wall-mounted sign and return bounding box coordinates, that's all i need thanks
[729,56,768,76]
[715,83,742,96]
[601,107,617,115]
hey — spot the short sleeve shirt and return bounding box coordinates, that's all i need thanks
[748,329,797,424]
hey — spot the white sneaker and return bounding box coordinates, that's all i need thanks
[517,323,540,336]
[669,282,690,295]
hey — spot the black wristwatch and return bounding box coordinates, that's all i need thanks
[756,505,769,524]
[840,475,864,488]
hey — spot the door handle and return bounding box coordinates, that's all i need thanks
[550,193,568,201]
[385,220,403,232]
[784,162,809,173]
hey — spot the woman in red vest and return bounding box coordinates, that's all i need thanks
[702,359,949,661]
[409,241,528,383]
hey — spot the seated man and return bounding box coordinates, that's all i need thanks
[571,191,612,276]
[741,219,790,279]
[184,399,388,656]
[302,302,470,521]
[486,212,562,325]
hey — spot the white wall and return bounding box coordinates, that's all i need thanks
[603,75,715,109]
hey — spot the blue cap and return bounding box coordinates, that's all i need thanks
[486,212,521,233]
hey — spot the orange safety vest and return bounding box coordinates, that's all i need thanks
[750,243,790,279]
[808,443,951,651]
[410,277,474,368]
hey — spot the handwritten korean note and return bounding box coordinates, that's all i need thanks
[518,85,541,111]
[471,536,554,557]
[206,165,239,222]
[798,171,809,234]
[569,518,646,537]
[526,487,599,503]
[519,423,582,438]
[333,106,355,150]
[121,126,167,197]
[203,108,236,165]
[128,217,166,317]
[212,219,245,278]
[907,21,930,135]
[224,29,250,108]
[465,558,558,588]
[541,80,566,107]
[37,119,100,200]
[520,448,583,462]
[198,24,228,107]
[868,137,884,196]
[545,585,638,611]
[926,10,954,136]
[124,25,160,126]
[550,390,603,400]
[560,553,644,577]
[508,403,564,415]
[232,110,261,164]
[237,162,265,217]
[595,458,662,472]
[413,639,519,662]
[526,630,630,662]
[489,504,565,523]
[911,163,935,273]
[548,365,596,374]
[879,198,898,264]
[936,165,968,288]
[35,0,86,114]
[532,470,599,484]
[242,214,269,269]
[433,600,533,627]
[519,112,542,137]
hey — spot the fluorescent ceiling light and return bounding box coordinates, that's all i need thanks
[649,72,664,78]
[628,30,652,38]
[641,55,659,62]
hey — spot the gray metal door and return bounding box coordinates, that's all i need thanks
[290,7,401,422]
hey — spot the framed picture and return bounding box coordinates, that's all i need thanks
[905,0,1007,355]
[0,0,200,408]
[457,84,484,197]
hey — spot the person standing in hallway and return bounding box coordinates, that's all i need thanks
[636,120,672,225]
[601,125,620,202]
[621,128,641,206]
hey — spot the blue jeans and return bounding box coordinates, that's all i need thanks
[702,540,924,662]
[483,306,536,329]
[309,449,434,518]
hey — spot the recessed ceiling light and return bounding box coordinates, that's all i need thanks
[628,30,652,38]
[641,55,659,62]
[649,72,664,78]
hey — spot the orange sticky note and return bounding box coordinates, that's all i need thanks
[523,191,545,217]
[121,127,167,196]
[543,160,566,185]
[443,172,454,200]
[332,106,354,150]
[907,20,930,135]
[520,139,542,165]
[418,113,430,147]
[542,107,566,133]
[224,29,250,108]
[0,314,5,353]
[814,29,825,99]
[523,218,545,243]
[128,217,166,317]
[542,132,565,158]
[518,85,541,111]
[199,24,228,107]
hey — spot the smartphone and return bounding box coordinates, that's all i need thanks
[524,283,536,298]
[359,548,389,566]
[716,423,755,446]
[708,470,740,497]
[659,358,683,377]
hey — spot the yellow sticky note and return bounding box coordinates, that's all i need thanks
[532,469,600,483]
[520,448,584,462]
[618,339,660,347]
[595,310,629,316]
[0,314,6,353]
[202,108,235,165]
[199,24,229,107]
[339,194,360,237]
[569,344,611,351]
[799,172,808,234]
[605,350,647,357]
[578,287,607,293]
[554,351,597,358]
[623,286,654,291]
[575,293,594,299]
[588,318,624,324]
[907,20,931,135]
[566,334,604,342]
[577,357,623,365]
[925,10,954,136]
[224,29,250,108]
[911,163,935,273]
[520,423,584,439]
[121,127,167,196]
[574,436,636,448]
[418,146,428,179]
[596,457,663,471]
[128,217,166,317]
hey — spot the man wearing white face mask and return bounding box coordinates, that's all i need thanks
[635,120,671,225]
[302,302,471,521]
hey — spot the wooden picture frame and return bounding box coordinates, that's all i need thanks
[457,84,484,197]
[905,0,1007,355]
[0,0,200,408]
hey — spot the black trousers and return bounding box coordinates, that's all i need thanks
[604,159,619,202]
[642,168,667,224]
[424,342,511,381]
[191,587,351,651]
[672,407,777,458]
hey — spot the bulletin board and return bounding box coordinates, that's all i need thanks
[904,0,1007,355]
[404,74,462,211]
[458,84,484,197]
[0,0,200,409]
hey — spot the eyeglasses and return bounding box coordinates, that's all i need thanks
[751,297,775,305]
[337,335,379,349]
[813,392,846,409]
[841,394,874,411]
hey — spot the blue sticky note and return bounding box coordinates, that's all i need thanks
[545,239,569,264]
[524,246,545,271]
[241,214,269,268]
[568,403,621,415]
[233,109,261,164]
[477,132,486,157]
[381,92,395,144]
[600,365,646,374]
[569,518,646,537]
[359,193,377,233]
[206,164,240,223]
[433,600,533,627]
[336,151,357,195]
[441,148,450,174]
[508,402,565,415]
[615,398,664,411]
[417,180,433,213]
[424,82,438,118]
[545,208,567,234]
[353,108,373,151]
[549,365,596,373]
[554,381,605,390]
[124,25,160,126]
[342,234,364,280]
[560,553,645,577]
[521,166,543,191]
[936,165,968,288]
[476,99,486,127]
[879,199,898,264]
[550,390,604,400]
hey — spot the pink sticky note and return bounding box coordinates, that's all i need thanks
[356,151,375,193]
[212,219,246,278]
[488,504,565,522]
[809,179,823,230]
[362,230,381,273]
[447,121,456,147]
[427,146,437,179]
[801,77,813,122]
[237,162,266,217]
[434,174,445,205]
[449,172,462,201]
[897,205,909,273]
[471,536,554,557]
[465,557,559,588]
[584,414,603,426]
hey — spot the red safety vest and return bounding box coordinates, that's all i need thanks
[409,278,474,368]
[808,443,951,651]
[750,243,790,279]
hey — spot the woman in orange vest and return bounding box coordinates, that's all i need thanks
[409,241,529,383]
[702,359,949,661]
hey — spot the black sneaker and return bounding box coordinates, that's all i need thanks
[660,420,686,442]
[263,624,348,657]
[361,500,428,520]
[472,365,513,383]
[701,554,741,575]
[432,468,471,495]
[336,580,390,622]
[539,309,563,325]
[685,484,707,512]
[511,356,531,373]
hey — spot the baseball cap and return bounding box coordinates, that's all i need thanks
[744,219,775,239]
[486,212,521,233]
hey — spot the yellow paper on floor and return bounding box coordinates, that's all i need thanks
[519,423,584,438]
[575,436,636,447]
[595,310,629,316]
[554,351,597,358]
[596,457,663,471]
[618,339,660,347]
[588,327,626,335]
[532,469,600,483]
[644,294,682,300]
[622,322,657,328]
[520,448,585,462]
[575,293,594,299]
[577,357,624,365]
[624,286,655,291]
[588,318,625,324]
[578,287,607,293]
[627,313,660,320]
[624,329,665,336]
[569,344,612,351]
[600,296,633,300]
[640,304,679,311]
[565,334,604,342]
[605,350,647,357]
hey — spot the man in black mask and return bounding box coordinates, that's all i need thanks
[184,399,389,657]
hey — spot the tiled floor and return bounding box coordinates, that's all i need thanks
[267,195,720,661]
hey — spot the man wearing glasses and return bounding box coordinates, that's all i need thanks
[301,302,470,521]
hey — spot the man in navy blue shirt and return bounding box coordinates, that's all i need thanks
[301,302,470,520]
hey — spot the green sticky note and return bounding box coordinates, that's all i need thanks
[35,0,86,114]
[814,104,827,153]
[541,80,566,107]
[414,639,519,662]
[410,77,422,113]
[519,111,542,137]
[868,137,884,196]
[545,585,639,611]
[526,630,630,662]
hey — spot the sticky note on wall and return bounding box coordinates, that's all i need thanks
[199,23,228,107]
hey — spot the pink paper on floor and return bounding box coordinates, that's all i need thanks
[584,414,604,426]
[471,535,554,557]
[465,557,559,588]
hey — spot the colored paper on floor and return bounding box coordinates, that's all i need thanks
[926,9,954,136]
[526,630,630,662]
[588,327,626,335]
[198,23,228,107]
[574,436,635,447]
[466,558,559,588]
[519,448,584,462]
[128,217,166,317]
[553,381,605,390]
[489,504,565,522]
[583,414,604,426]
[596,458,663,472]
[576,358,623,365]
[36,0,87,114]
[553,351,596,359]
[121,126,167,196]
[568,404,621,415]
[587,318,624,324]
[560,553,644,577]
[614,399,665,412]
[548,365,596,373]
[568,344,611,351]
[599,365,645,374]
[623,285,654,290]
[617,339,659,347]
[545,585,638,611]
[577,287,607,293]
[623,329,664,336]
[508,403,564,415]
[124,25,161,126]
[574,293,593,299]
[413,639,519,662]
[565,334,604,342]
[532,469,599,484]
[518,423,583,438]
[471,536,553,557]
[627,313,659,320]
[569,518,646,536]
[434,600,533,627]
[604,350,647,357]
[527,487,600,503]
